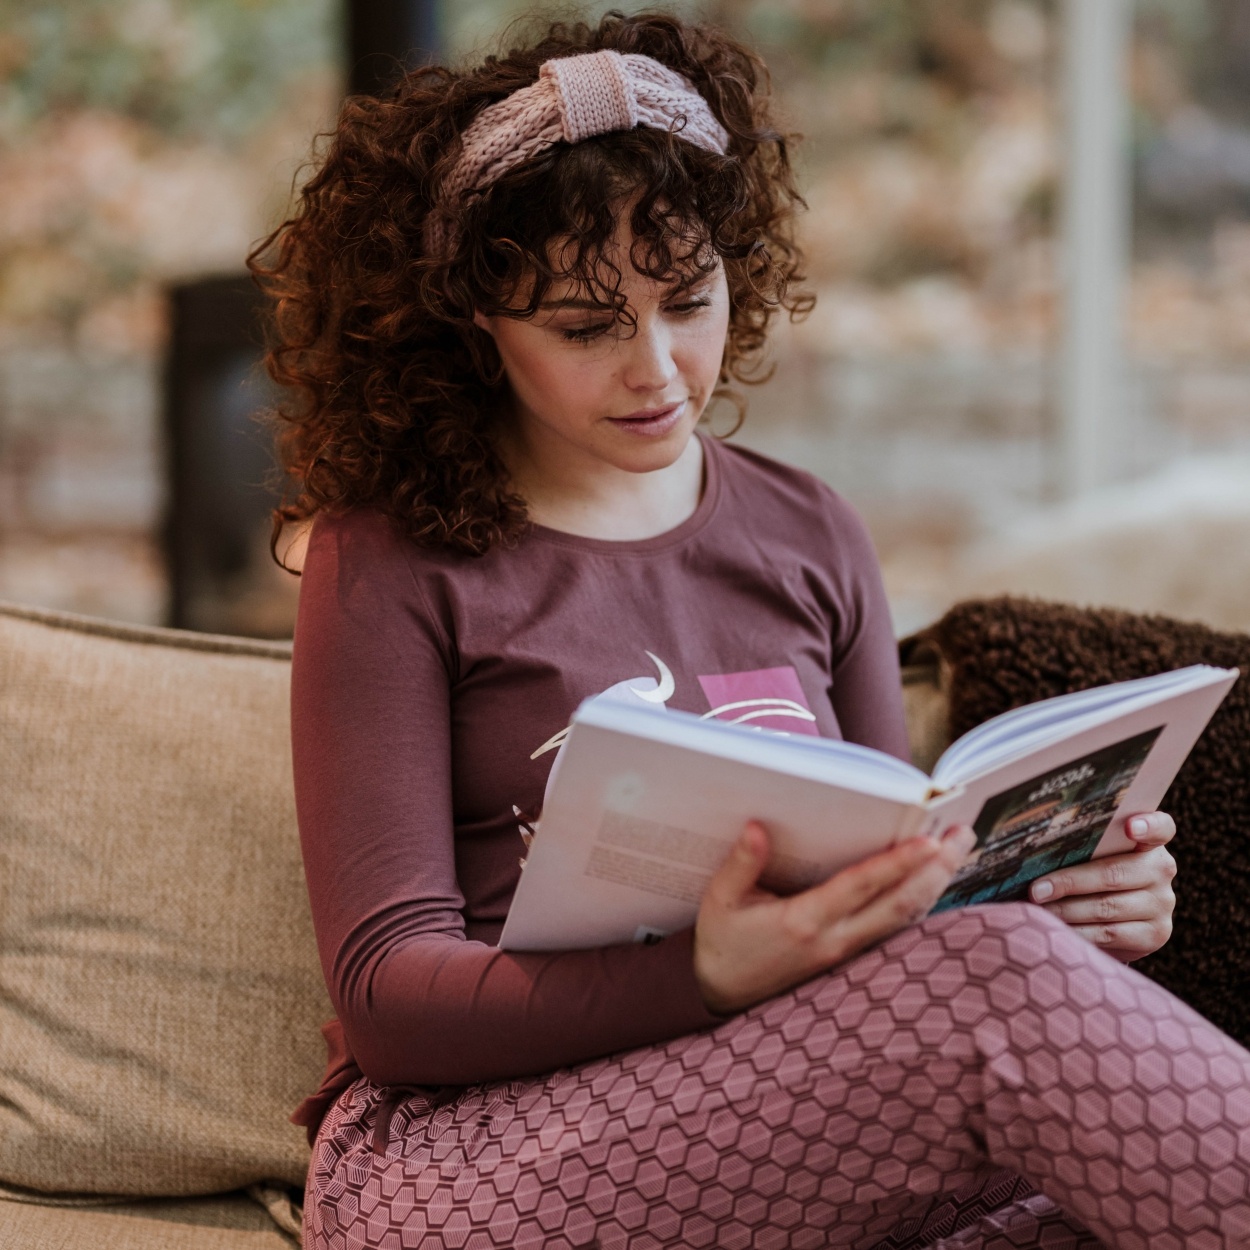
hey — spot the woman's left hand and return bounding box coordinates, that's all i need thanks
[1028,811,1177,962]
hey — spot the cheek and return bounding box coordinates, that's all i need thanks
[497,330,612,413]
[685,306,731,381]
[496,328,575,393]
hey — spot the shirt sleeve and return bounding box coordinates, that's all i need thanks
[290,509,720,1088]
[821,492,911,762]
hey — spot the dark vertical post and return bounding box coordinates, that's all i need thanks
[162,276,282,633]
[160,3,443,636]
[347,0,441,98]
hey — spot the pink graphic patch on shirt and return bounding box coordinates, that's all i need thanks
[697,666,820,737]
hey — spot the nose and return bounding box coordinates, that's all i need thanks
[619,317,678,395]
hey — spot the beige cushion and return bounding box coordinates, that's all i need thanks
[0,602,332,1197]
[0,1193,297,1249]
[0,595,951,1208]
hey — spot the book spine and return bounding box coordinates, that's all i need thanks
[913,785,969,839]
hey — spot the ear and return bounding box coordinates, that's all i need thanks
[472,310,494,336]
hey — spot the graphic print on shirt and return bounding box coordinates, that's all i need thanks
[527,654,818,762]
[696,666,819,737]
[528,651,676,761]
[515,654,819,860]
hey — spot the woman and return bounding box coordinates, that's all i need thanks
[250,13,1250,1248]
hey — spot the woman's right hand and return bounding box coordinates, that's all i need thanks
[693,820,977,1016]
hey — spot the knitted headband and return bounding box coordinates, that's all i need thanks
[424,49,731,259]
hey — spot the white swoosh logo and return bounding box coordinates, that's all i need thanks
[529,727,570,760]
[633,651,675,703]
[722,707,817,726]
[700,697,814,721]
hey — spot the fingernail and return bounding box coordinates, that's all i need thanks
[1129,818,1148,838]
[1032,879,1054,902]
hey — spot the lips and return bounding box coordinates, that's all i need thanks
[605,400,687,436]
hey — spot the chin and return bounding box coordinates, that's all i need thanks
[603,425,695,473]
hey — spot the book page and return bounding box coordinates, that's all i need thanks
[931,725,1161,910]
[500,720,923,952]
[920,669,1235,911]
[933,665,1232,784]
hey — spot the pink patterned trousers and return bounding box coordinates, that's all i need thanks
[304,903,1250,1249]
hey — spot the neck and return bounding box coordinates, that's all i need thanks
[496,421,706,542]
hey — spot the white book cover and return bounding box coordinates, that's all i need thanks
[500,665,1237,952]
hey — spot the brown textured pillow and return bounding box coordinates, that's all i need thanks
[0,602,331,1197]
[903,595,1250,1048]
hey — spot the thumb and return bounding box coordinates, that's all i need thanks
[706,819,770,909]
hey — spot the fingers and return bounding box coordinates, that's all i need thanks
[1124,810,1176,849]
[1040,885,1172,926]
[694,823,977,1014]
[789,834,946,939]
[703,820,771,911]
[840,837,965,939]
[936,822,979,870]
[1033,834,1178,964]
[1030,845,1176,903]
[794,825,975,956]
[1066,915,1174,961]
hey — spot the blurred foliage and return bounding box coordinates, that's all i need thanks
[724,0,1023,81]
[0,0,337,143]
[447,0,1055,168]
[452,1,1029,84]
[0,0,1243,348]
[443,0,697,61]
[1137,0,1211,45]
[1137,0,1250,123]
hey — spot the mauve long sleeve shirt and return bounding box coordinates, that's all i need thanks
[289,433,909,1138]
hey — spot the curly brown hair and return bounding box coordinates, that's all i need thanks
[247,9,812,563]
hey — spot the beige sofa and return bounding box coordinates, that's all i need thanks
[0,598,951,1249]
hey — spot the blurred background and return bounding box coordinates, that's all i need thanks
[1,0,1248,639]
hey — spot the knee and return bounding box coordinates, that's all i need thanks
[910,900,1090,982]
[801,902,1092,1050]
[922,898,1066,938]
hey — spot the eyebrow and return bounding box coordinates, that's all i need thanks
[538,272,712,311]
[538,298,612,311]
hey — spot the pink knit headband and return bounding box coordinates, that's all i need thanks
[424,49,731,258]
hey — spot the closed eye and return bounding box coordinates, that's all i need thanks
[557,294,712,343]
[560,322,613,343]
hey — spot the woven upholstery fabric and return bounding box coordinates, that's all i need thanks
[0,1193,296,1249]
[0,602,331,1197]
[902,594,1250,1049]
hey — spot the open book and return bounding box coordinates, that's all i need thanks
[499,665,1237,951]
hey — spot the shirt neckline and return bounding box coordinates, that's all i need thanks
[522,430,724,555]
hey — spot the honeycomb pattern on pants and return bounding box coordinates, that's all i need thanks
[304,903,1250,1249]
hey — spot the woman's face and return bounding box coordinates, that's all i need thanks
[474,216,731,478]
